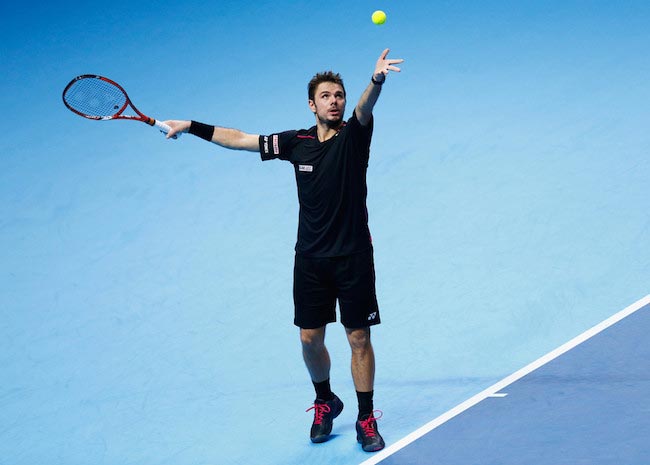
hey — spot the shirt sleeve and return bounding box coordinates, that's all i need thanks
[259,130,298,161]
[348,111,374,154]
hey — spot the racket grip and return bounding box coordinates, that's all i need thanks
[154,120,180,139]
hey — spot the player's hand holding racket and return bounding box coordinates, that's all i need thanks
[62,74,180,139]
[161,120,192,140]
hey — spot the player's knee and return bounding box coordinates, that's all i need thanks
[300,328,326,350]
[346,327,371,352]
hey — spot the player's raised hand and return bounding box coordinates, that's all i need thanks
[374,48,404,79]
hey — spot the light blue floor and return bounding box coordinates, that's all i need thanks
[3,4,650,464]
[378,300,650,465]
[2,117,649,464]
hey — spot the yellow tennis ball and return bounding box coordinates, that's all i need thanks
[372,10,387,25]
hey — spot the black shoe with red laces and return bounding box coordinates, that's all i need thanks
[306,395,344,443]
[356,411,385,452]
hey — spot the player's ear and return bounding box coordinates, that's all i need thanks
[308,99,316,113]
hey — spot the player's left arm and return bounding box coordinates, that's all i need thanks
[355,49,404,126]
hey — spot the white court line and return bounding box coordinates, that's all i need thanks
[360,294,650,465]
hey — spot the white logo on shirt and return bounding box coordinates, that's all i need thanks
[273,135,280,155]
[299,165,313,172]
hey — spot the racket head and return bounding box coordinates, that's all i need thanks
[62,75,141,121]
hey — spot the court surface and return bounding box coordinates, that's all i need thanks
[3,2,650,465]
[365,296,650,465]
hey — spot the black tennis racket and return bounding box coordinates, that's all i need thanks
[62,74,178,138]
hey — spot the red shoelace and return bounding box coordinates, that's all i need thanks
[306,403,332,425]
[358,410,383,437]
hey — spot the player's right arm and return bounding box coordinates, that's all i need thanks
[164,120,260,152]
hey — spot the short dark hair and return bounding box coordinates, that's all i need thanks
[308,71,346,101]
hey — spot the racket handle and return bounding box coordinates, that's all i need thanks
[154,120,180,139]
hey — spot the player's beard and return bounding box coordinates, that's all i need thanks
[323,116,343,128]
[317,111,344,129]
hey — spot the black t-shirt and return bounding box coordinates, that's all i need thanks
[259,112,373,257]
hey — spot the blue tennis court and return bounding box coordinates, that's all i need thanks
[365,296,650,465]
[2,2,650,465]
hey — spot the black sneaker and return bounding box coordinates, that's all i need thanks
[306,394,344,443]
[356,411,385,452]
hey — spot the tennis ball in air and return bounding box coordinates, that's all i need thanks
[372,10,387,25]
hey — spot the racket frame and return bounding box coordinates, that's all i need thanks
[62,74,175,136]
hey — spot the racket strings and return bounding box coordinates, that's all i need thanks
[64,78,128,118]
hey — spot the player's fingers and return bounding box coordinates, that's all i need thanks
[379,48,390,60]
[165,125,179,139]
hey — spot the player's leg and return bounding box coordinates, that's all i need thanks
[338,248,380,399]
[294,254,343,443]
[345,326,384,452]
[301,326,344,443]
[300,326,330,385]
[345,327,375,393]
[337,249,385,452]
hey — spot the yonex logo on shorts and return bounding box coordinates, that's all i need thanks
[368,312,377,321]
[299,165,314,172]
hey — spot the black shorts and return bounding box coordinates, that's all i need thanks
[293,248,380,329]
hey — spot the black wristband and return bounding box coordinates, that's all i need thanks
[371,74,385,86]
[188,121,215,141]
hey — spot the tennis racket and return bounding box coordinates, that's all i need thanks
[62,74,178,138]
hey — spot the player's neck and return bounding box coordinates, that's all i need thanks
[316,120,344,142]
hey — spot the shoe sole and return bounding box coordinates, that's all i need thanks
[357,438,385,452]
[357,428,385,452]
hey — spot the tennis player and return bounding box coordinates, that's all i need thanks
[164,48,403,452]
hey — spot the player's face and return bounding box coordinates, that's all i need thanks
[309,82,346,127]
